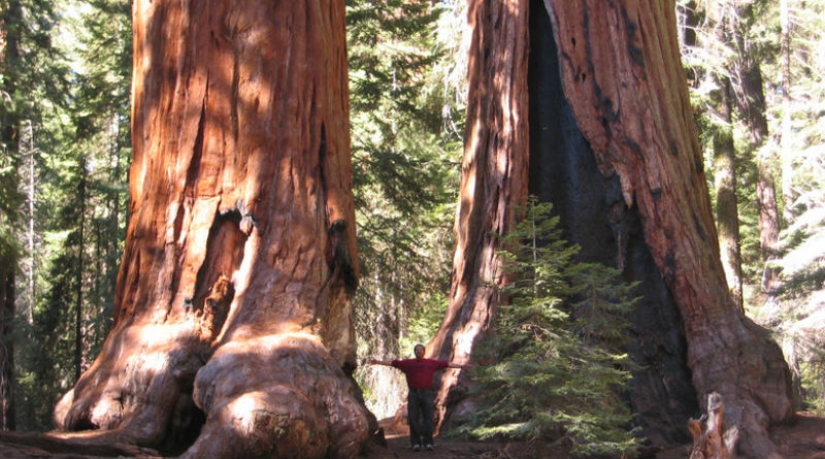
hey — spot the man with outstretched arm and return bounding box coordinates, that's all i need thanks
[369,343,471,453]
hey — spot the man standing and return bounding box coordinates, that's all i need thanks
[369,344,470,452]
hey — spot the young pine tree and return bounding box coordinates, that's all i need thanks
[466,197,640,458]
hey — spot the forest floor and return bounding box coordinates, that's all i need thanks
[366,412,825,459]
[1,412,824,459]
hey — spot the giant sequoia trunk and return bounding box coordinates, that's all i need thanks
[428,0,530,428]
[433,1,794,458]
[52,1,373,458]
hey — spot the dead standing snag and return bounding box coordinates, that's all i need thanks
[688,392,739,459]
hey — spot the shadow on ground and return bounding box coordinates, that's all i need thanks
[1,412,824,459]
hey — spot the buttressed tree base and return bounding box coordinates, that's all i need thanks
[431,2,793,459]
[52,1,375,458]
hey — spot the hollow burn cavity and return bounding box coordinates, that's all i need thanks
[191,208,247,341]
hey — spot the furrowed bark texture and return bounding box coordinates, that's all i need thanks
[430,0,530,429]
[542,1,793,457]
[527,0,697,444]
[434,0,794,456]
[52,1,372,458]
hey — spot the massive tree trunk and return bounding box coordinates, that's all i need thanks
[52,1,374,458]
[526,0,697,445]
[536,2,794,457]
[428,0,530,429]
[433,1,794,457]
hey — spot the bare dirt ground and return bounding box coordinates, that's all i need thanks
[365,411,825,459]
[1,412,824,459]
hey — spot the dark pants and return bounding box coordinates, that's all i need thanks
[407,389,435,447]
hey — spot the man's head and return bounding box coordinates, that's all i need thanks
[413,344,425,359]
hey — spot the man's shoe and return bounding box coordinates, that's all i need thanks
[412,444,420,452]
[426,444,434,451]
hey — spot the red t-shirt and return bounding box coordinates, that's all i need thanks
[392,358,450,390]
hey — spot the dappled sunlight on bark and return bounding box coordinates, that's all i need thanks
[183,332,370,458]
[51,0,369,457]
[430,0,530,434]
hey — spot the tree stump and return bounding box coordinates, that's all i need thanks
[688,392,739,459]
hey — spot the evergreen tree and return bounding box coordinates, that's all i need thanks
[10,0,130,430]
[62,0,131,362]
[464,198,639,458]
[346,0,463,417]
[0,0,71,430]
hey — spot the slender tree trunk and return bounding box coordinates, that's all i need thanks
[0,262,14,432]
[52,1,374,457]
[713,82,744,311]
[0,125,19,434]
[27,123,35,326]
[74,161,87,382]
[780,0,793,224]
[0,0,23,431]
[429,0,530,430]
[757,161,782,292]
[731,3,782,294]
[713,75,743,311]
[707,3,743,310]
[730,0,795,413]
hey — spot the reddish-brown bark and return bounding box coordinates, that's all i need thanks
[52,1,372,457]
[434,1,793,457]
[429,0,530,429]
[542,1,793,457]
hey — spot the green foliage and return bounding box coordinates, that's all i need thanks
[462,198,640,458]
[400,291,448,353]
[0,155,22,266]
[4,0,132,430]
[798,347,825,413]
[569,263,639,350]
[347,0,462,356]
[346,0,465,419]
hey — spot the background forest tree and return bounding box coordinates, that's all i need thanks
[0,0,131,430]
[678,0,825,409]
[0,0,822,456]
[345,0,464,419]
